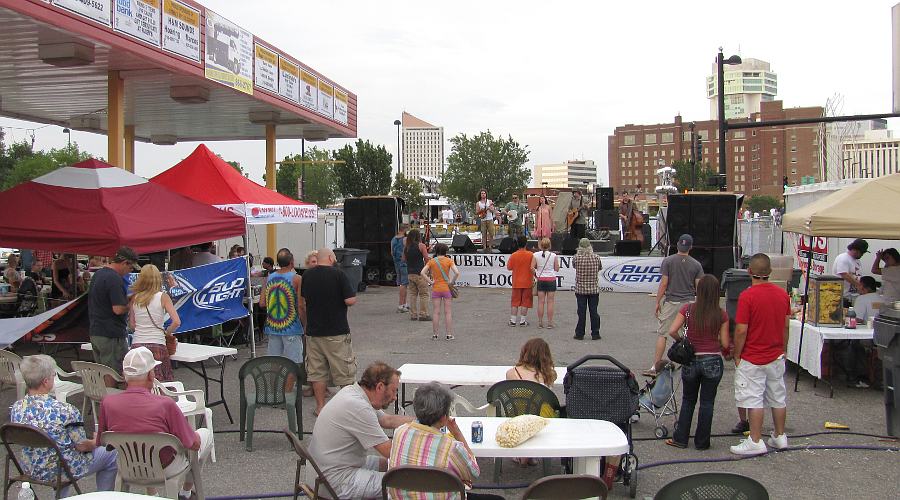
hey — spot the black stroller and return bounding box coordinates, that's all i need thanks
[564,354,641,498]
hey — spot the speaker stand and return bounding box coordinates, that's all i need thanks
[648,209,668,256]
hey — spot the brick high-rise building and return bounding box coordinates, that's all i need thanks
[607,100,823,199]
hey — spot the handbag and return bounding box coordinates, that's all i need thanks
[146,305,177,356]
[435,257,459,298]
[667,304,695,365]
[533,251,553,296]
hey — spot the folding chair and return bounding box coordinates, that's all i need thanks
[381,465,465,500]
[284,429,340,500]
[521,474,608,500]
[1,423,83,499]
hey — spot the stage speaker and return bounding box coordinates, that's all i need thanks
[594,209,618,230]
[614,240,642,256]
[597,187,614,210]
[526,239,539,251]
[343,197,401,244]
[550,233,566,252]
[591,239,614,253]
[665,194,740,248]
[451,234,477,253]
[641,223,652,251]
[561,236,578,255]
[498,237,516,254]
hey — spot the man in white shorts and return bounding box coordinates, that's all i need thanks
[731,253,792,455]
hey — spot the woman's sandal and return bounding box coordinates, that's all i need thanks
[665,438,687,449]
[431,334,439,340]
[446,335,455,340]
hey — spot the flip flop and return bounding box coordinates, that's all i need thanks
[665,439,686,449]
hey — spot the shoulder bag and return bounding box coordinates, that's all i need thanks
[667,304,695,365]
[146,303,177,356]
[435,257,459,298]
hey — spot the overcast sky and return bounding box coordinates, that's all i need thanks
[2,0,898,187]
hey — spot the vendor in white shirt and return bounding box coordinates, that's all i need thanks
[853,276,882,322]
[832,238,868,306]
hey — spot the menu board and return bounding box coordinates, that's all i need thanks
[53,0,112,26]
[114,0,162,47]
[254,43,279,94]
[279,58,300,104]
[161,0,200,61]
[300,70,317,110]
[317,80,334,118]
[204,9,253,95]
[334,88,348,125]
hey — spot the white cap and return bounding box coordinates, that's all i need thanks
[122,347,161,377]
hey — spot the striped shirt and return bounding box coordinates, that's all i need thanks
[388,422,480,500]
[573,252,602,295]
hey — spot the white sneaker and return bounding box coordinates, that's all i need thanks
[397,305,409,313]
[730,437,767,455]
[766,433,788,450]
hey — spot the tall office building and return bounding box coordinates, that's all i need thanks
[707,58,777,120]
[533,160,598,189]
[841,129,900,179]
[401,111,444,180]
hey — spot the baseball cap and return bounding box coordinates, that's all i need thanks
[111,246,138,264]
[847,239,869,254]
[676,234,693,252]
[122,346,161,377]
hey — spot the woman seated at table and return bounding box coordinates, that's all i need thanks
[504,338,558,465]
[129,264,181,381]
[388,382,504,500]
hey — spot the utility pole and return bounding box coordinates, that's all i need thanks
[689,122,696,190]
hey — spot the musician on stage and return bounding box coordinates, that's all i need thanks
[533,195,554,239]
[568,189,590,240]
[619,191,644,243]
[475,189,497,252]
[504,194,527,237]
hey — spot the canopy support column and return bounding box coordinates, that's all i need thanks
[266,124,277,257]
[124,125,135,173]
[107,71,124,168]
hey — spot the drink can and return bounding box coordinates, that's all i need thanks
[471,421,483,443]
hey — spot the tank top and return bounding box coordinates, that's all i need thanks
[405,244,425,274]
[265,270,303,336]
[534,251,558,281]
[132,292,166,345]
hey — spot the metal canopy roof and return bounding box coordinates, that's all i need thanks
[0,0,357,143]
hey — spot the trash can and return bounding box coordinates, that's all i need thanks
[721,268,751,327]
[873,304,900,437]
[333,248,369,292]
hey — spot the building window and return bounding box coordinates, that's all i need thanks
[791,168,797,174]
[645,133,657,145]
[733,131,746,139]
[661,132,674,143]
[772,137,777,143]
[653,151,657,157]
[790,146,797,152]
[624,135,636,146]
[683,131,691,141]
[791,157,797,164]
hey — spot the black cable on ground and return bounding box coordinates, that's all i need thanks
[636,444,900,471]
[632,429,898,442]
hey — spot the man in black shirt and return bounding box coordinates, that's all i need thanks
[301,248,358,415]
[88,246,137,376]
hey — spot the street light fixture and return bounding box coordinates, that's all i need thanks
[716,48,742,191]
[393,119,401,175]
[62,127,71,147]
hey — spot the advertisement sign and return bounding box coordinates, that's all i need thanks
[113,0,161,46]
[317,80,334,118]
[204,9,253,95]
[161,0,200,61]
[300,70,317,109]
[278,58,300,103]
[254,43,279,93]
[334,88,349,125]
[796,236,828,277]
[53,0,112,26]
[215,203,318,225]
[451,254,662,293]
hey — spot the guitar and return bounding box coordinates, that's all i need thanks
[566,208,579,228]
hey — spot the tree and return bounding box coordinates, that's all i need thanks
[1,142,92,190]
[441,131,530,204]
[671,159,719,192]
[215,154,247,177]
[275,147,339,208]
[332,140,392,197]
[745,195,783,213]
[391,173,424,210]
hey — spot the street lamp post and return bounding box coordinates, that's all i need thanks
[393,119,402,175]
[300,138,305,199]
[62,127,71,147]
[717,48,742,191]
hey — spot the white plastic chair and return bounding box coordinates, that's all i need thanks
[101,431,205,500]
[70,360,124,425]
[0,350,84,404]
[153,380,217,463]
[450,392,494,417]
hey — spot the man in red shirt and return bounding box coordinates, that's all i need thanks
[505,235,536,326]
[97,347,212,499]
[730,254,791,455]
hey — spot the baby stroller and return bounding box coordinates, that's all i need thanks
[564,354,641,498]
[637,361,680,438]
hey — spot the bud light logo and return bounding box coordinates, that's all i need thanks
[192,271,246,311]
[603,261,662,289]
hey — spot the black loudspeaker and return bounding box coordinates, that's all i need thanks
[498,237,516,254]
[451,234,477,254]
[561,236,578,255]
[594,209,618,230]
[666,194,740,248]
[344,197,401,244]
[615,240,642,256]
[597,187,614,210]
[550,233,566,252]
[641,223,652,251]
[526,239,539,251]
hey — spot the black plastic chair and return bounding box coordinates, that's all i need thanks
[283,429,340,500]
[238,356,304,451]
[485,379,563,482]
[521,474,608,500]
[381,465,466,500]
[1,422,83,499]
[654,472,769,500]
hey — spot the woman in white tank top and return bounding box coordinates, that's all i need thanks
[533,238,560,328]
[129,265,181,381]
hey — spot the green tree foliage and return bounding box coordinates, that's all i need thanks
[745,195,783,213]
[671,159,720,192]
[332,139,393,197]
[0,141,92,190]
[441,131,530,204]
[391,173,424,210]
[275,147,339,208]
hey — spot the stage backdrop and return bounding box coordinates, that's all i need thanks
[450,254,663,293]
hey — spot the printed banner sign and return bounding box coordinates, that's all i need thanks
[215,203,318,225]
[204,9,253,95]
[317,80,334,117]
[334,89,349,125]
[796,236,827,276]
[278,58,300,103]
[53,0,112,26]
[114,0,161,47]
[161,0,200,61]
[254,43,279,93]
[300,70,317,109]
[451,254,663,293]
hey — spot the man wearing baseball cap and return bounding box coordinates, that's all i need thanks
[88,246,138,376]
[97,347,211,499]
[832,238,868,306]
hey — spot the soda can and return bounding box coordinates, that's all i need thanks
[471,420,483,443]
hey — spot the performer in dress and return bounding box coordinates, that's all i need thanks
[567,190,590,240]
[475,189,497,252]
[533,195,554,239]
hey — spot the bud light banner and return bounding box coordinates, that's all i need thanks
[127,257,249,332]
[451,254,663,293]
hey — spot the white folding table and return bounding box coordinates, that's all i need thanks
[786,319,873,397]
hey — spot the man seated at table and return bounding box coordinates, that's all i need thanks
[836,275,881,389]
[10,355,118,496]
[388,382,504,500]
[97,347,212,500]
[306,362,413,499]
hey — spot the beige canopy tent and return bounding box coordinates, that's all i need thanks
[782,173,900,238]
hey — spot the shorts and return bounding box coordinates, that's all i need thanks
[511,287,533,308]
[394,261,409,286]
[480,221,496,242]
[432,290,452,299]
[90,335,128,373]
[734,356,787,409]
[267,334,303,363]
[536,280,557,292]
[306,334,357,386]
[657,299,688,337]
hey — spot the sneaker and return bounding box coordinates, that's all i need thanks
[730,420,750,434]
[509,320,517,327]
[397,305,409,313]
[766,433,788,450]
[573,334,584,340]
[849,380,870,389]
[591,335,602,340]
[519,320,529,327]
[730,437,767,456]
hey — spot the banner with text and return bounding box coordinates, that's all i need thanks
[215,202,317,224]
[53,0,112,26]
[114,0,161,47]
[162,0,200,61]
[204,9,253,95]
[451,254,663,293]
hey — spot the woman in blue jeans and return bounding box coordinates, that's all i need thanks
[665,275,730,450]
